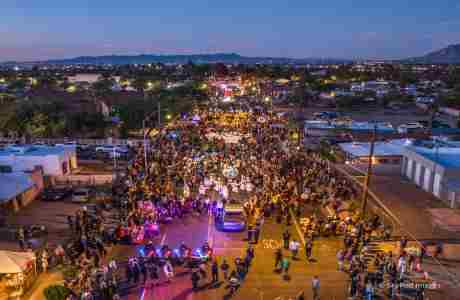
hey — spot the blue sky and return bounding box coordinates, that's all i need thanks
[1,0,459,61]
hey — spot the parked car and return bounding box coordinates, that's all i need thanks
[72,188,91,203]
[41,187,73,201]
[95,145,129,154]
[397,122,424,134]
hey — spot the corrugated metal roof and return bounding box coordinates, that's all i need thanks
[0,173,34,202]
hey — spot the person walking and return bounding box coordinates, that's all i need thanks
[163,260,174,283]
[17,227,25,251]
[247,225,254,243]
[281,257,290,279]
[312,275,320,300]
[191,270,200,291]
[274,248,283,270]
[336,249,344,271]
[289,239,300,260]
[305,239,313,262]
[211,260,219,283]
[282,230,291,250]
[220,259,230,280]
[253,225,261,244]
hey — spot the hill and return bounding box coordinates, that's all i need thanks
[407,44,460,64]
[1,53,351,66]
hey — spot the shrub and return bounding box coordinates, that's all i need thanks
[43,285,71,300]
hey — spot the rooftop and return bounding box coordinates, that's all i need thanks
[0,145,70,157]
[0,173,34,202]
[305,120,394,132]
[409,146,460,169]
[339,139,410,157]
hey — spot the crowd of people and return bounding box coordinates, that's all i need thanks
[13,104,438,300]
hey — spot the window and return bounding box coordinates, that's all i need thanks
[0,165,13,173]
[62,162,68,174]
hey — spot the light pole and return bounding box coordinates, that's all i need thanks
[142,100,166,175]
[361,125,377,219]
[143,119,148,174]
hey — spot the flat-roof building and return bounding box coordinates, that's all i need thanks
[304,120,395,138]
[339,139,410,164]
[0,145,77,176]
[401,140,460,208]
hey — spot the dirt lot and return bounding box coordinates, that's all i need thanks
[0,198,85,251]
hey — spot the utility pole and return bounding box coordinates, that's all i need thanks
[158,101,161,127]
[361,125,377,219]
[143,119,148,174]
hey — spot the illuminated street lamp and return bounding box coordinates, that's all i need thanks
[166,114,172,120]
[264,96,270,102]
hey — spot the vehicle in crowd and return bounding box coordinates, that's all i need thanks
[71,188,91,203]
[40,187,73,201]
[216,203,246,232]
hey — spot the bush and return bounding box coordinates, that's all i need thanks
[43,285,71,300]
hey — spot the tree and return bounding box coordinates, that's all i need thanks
[7,79,27,91]
[36,75,58,90]
[92,78,114,96]
[24,112,49,138]
[43,285,71,300]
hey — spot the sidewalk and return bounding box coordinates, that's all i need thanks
[335,164,460,241]
[23,271,63,300]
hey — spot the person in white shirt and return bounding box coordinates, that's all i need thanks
[289,239,300,260]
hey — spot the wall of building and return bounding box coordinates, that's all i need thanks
[0,155,62,175]
[0,150,76,176]
[401,150,460,208]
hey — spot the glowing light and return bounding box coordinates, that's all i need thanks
[222,96,233,103]
[166,114,172,120]
[139,247,145,257]
[66,85,77,93]
[264,96,270,102]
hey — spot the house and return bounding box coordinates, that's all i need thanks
[0,145,77,176]
[401,140,460,208]
[67,74,102,84]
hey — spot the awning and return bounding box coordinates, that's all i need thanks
[0,251,36,274]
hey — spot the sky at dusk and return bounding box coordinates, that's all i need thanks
[1,0,460,61]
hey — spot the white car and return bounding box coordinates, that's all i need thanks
[397,122,424,134]
[72,188,91,203]
[95,145,129,154]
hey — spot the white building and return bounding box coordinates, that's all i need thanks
[339,139,410,165]
[67,74,102,84]
[0,145,77,176]
[401,141,460,208]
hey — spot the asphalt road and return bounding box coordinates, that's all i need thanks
[119,201,348,300]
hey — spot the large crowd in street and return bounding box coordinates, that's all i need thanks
[13,105,438,300]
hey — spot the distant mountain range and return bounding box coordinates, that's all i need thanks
[406,44,460,64]
[2,44,460,66]
[1,53,351,66]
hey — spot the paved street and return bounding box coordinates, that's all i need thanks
[118,201,348,300]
